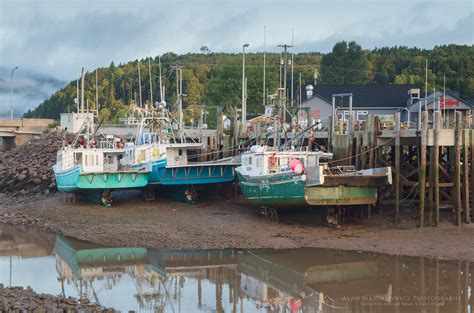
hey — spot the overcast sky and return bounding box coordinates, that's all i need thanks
[0,0,473,117]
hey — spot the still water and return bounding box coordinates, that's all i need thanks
[0,223,472,313]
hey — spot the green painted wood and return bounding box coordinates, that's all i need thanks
[305,185,378,205]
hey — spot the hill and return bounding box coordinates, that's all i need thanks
[24,42,474,123]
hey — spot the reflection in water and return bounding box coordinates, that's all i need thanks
[0,223,472,313]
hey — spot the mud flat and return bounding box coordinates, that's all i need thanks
[1,191,473,261]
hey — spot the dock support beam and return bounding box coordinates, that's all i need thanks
[463,128,470,223]
[419,111,428,228]
[395,112,401,225]
[471,129,474,223]
[455,112,462,226]
[434,112,440,226]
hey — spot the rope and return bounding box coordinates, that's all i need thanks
[328,135,396,164]
[400,182,419,203]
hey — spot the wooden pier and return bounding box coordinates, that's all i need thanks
[301,111,474,227]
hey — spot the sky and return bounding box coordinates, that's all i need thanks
[0,0,473,117]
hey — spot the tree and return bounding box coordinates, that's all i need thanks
[200,46,210,54]
[320,41,368,84]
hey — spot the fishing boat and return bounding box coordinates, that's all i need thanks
[236,145,332,208]
[53,116,151,206]
[236,144,391,223]
[121,103,238,203]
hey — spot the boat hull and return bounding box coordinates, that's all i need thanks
[139,158,235,186]
[133,158,167,184]
[236,171,307,208]
[55,165,150,192]
[157,164,235,185]
[237,171,379,208]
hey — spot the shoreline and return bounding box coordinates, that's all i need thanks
[1,191,473,261]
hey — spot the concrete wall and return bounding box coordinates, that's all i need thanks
[0,118,54,128]
[0,118,54,151]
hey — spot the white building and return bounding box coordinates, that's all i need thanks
[60,112,94,134]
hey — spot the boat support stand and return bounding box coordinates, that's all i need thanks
[260,206,279,223]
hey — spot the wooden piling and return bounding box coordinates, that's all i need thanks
[355,133,360,169]
[463,129,470,223]
[395,112,401,225]
[471,129,474,223]
[434,112,441,226]
[368,115,375,168]
[428,144,434,225]
[455,111,462,226]
[348,112,355,166]
[419,111,428,228]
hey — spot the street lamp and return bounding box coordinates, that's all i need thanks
[242,43,249,129]
[10,66,19,120]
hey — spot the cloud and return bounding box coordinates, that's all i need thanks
[0,66,66,117]
[0,0,472,116]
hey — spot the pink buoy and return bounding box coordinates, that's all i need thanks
[294,163,304,175]
[290,159,300,171]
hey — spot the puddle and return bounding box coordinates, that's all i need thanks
[0,223,472,312]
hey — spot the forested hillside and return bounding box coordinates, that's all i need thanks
[24,42,473,122]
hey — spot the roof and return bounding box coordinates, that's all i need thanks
[302,84,421,108]
[408,90,473,111]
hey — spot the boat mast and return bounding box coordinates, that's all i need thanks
[148,57,153,109]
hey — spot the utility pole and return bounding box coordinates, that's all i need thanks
[443,73,446,127]
[263,26,266,107]
[242,43,249,131]
[291,28,294,107]
[277,44,293,122]
[137,60,143,108]
[76,79,79,112]
[81,67,85,113]
[9,66,18,120]
[148,57,153,107]
[299,72,302,108]
[95,69,99,113]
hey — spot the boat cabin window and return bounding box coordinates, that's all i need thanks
[74,152,82,165]
[243,156,253,166]
[105,155,115,164]
[139,133,158,145]
[179,149,183,156]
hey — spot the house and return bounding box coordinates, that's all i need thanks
[301,84,422,127]
[408,91,473,127]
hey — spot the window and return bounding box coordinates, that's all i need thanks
[357,111,368,121]
[248,157,252,165]
[343,111,350,121]
[178,149,183,156]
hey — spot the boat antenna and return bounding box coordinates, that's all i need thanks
[137,59,143,109]
[159,55,164,102]
[263,25,266,107]
[148,57,153,108]
[80,67,85,113]
[95,68,99,114]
